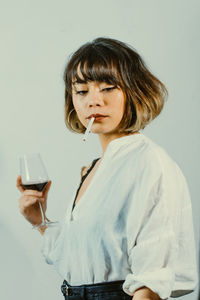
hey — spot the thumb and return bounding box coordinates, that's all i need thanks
[16,175,25,192]
[43,180,52,197]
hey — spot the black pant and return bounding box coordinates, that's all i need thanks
[61,279,133,300]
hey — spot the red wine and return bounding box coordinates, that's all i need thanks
[22,181,48,192]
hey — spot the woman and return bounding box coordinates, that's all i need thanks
[17,37,198,300]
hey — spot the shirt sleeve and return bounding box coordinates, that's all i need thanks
[40,221,63,265]
[122,170,198,299]
[170,168,198,297]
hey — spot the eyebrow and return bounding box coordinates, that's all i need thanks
[72,80,88,85]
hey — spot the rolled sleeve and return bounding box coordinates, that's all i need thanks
[123,175,178,299]
[123,232,177,299]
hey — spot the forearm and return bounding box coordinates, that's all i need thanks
[132,287,161,300]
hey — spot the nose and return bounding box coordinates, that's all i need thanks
[87,89,104,107]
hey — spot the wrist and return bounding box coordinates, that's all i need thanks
[132,287,161,300]
[35,216,51,235]
[31,216,50,230]
[37,225,47,235]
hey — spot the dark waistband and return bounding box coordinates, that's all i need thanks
[61,279,125,297]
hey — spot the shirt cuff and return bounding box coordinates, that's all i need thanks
[122,267,174,299]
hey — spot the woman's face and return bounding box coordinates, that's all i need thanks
[72,77,126,135]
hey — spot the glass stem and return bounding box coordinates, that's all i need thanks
[39,202,46,226]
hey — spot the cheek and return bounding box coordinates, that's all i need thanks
[114,93,126,115]
[121,91,127,112]
[72,99,86,124]
[72,97,78,110]
[72,98,81,115]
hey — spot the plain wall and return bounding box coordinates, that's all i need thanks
[0,0,199,299]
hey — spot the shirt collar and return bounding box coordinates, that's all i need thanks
[105,132,145,155]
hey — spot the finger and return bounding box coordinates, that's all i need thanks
[22,196,45,204]
[23,197,38,207]
[23,190,43,197]
[16,175,25,192]
[43,180,52,197]
[19,197,38,212]
[19,197,44,209]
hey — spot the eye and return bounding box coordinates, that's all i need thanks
[102,86,116,92]
[75,90,88,95]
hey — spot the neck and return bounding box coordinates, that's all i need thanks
[98,131,140,156]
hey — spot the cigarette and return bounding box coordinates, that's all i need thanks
[83,117,95,141]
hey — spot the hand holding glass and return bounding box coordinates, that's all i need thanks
[19,153,58,228]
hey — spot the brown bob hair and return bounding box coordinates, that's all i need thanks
[63,37,168,134]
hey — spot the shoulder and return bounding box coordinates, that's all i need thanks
[137,134,180,175]
[141,136,191,207]
[124,134,186,194]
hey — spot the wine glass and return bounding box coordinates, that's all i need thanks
[19,153,58,228]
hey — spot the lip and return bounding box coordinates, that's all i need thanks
[87,114,107,119]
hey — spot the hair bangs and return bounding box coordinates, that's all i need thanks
[71,49,122,87]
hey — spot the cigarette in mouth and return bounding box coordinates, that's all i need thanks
[83,117,95,141]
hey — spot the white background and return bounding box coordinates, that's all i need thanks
[0,0,199,299]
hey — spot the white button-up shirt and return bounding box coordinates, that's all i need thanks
[41,133,198,299]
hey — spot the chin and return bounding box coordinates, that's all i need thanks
[90,129,104,134]
[91,128,116,135]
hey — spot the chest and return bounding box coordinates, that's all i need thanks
[74,162,100,206]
